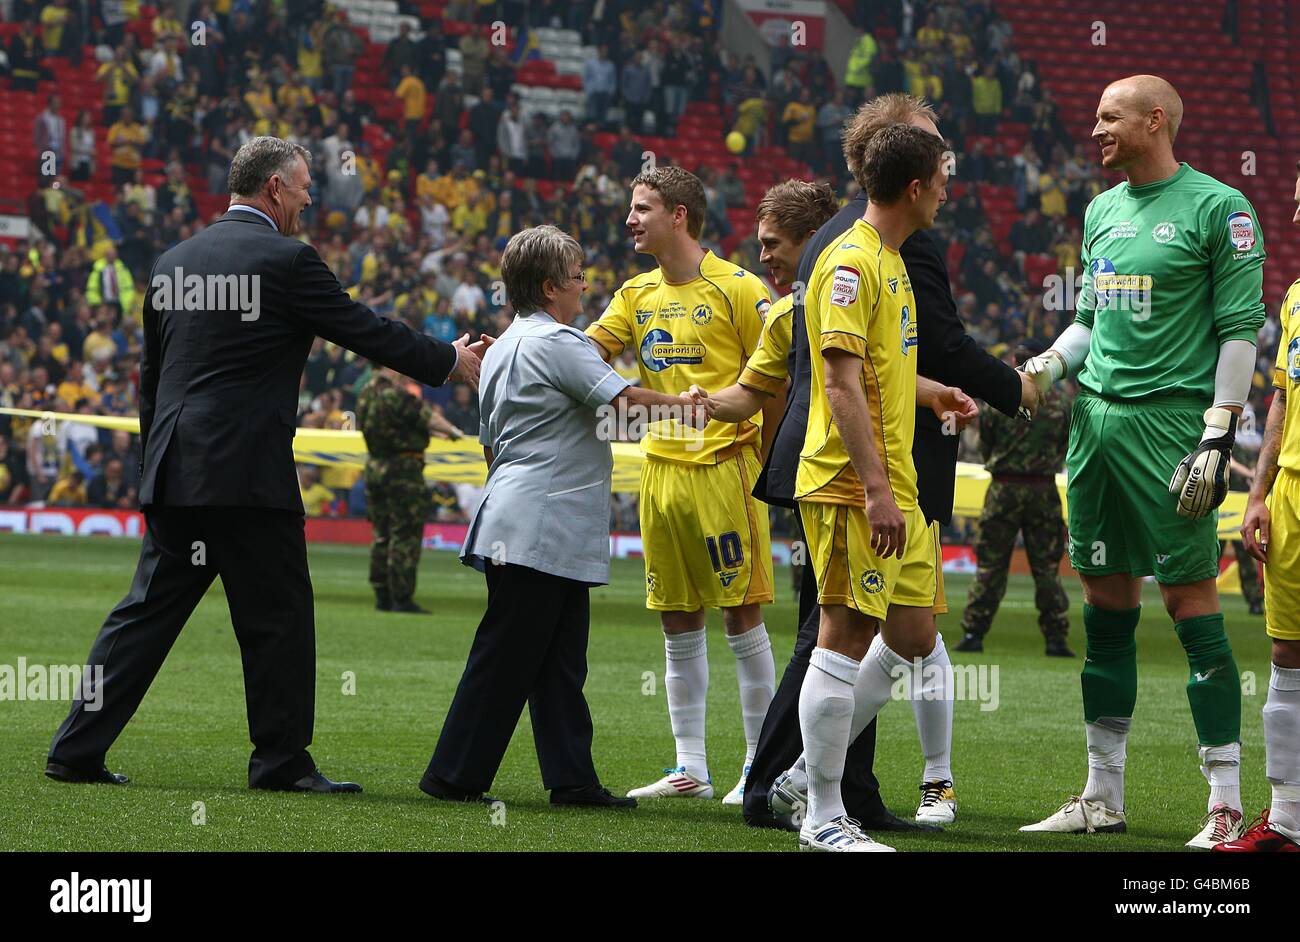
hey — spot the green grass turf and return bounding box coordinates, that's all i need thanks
[0,532,1274,851]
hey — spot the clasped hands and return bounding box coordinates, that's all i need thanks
[449,332,497,389]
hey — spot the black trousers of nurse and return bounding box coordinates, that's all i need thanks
[423,562,599,794]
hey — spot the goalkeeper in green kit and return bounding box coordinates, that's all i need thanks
[1019,76,1266,848]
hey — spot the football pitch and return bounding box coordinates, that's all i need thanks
[0,533,1273,852]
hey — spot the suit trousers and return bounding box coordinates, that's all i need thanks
[742,519,886,825]
[424,562,599,794]
[48,506,318,788]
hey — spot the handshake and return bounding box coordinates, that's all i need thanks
[678,384,718,429]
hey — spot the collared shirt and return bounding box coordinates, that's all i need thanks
[227,203,279,230]
[461,311,628,585]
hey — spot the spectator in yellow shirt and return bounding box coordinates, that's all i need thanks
[971,62,1003,132]
[394,65,427,135]
[152,10,183,44]
[40,0,73,54]
[277,72,316,111]
[298,465,335,516]
[781,87,817,164]
[1038,173,1066,218]
[95,50,139,125]
[451,191,487,240]
[107,109,149,185]
[48,470,88,506]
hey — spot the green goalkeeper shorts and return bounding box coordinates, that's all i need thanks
[1066,392,1219,584]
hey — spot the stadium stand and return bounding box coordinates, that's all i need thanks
[0,0,1286,533]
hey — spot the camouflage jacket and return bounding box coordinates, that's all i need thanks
[980,386,1072,477]
[357,376,432,461]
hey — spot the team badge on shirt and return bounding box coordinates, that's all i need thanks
[691,304,713,326]
[1227,211,1256,251]
[831,266,860,307]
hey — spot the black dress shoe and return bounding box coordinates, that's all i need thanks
[954,632,984,653]
[418,774,496,804]
[390,599,430,614]
[853,808,944,833]
[375,591,392,611]
[743,811,801,832]
[45,762,129,785]
[1249,600,1264,616]
[550,784,637,809]
[1045,636,1076,658]
[270,769,362,793]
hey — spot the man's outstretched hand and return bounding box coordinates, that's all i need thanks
[449,333,495,389]
[932,385,979,430]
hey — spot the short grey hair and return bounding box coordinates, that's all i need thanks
[227,136,311,199]
[501,225,583,314]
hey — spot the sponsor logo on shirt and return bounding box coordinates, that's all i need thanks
[635,308,654,324]
[1151,221,1176,244]
[1227,211,1256,251]
[1089,257,1152,312]
[1288,336,1300,382]
[830,265,861,307]
[691,303,713,326]
[887,276,898,294]
[901,304,918,354]
[639,328,705,372]
[1097,220,1139,242]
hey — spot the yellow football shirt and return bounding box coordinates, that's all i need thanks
[587,250,771,464]
[796,218,918,509]
[1274,279,1300,472]
[739,292,794,396]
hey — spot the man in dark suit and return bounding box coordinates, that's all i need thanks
[743,94,1040,829]
[46,136,489,792]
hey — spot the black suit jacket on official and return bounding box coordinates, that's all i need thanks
[753,192,1022,524]
[138,210,458,513]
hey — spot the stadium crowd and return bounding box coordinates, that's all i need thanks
[0,0,1280,537]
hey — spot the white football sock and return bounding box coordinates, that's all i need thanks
[848,633,906,740]
[664,628,709,781]
[1081,720,1128,811]
[800,647,859,827]
[1199,742,1242,814]
[727,623,775,766]
[909,633,954,784]
[1264,665,1300,834]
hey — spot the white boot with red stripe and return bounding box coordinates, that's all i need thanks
[626,766,714,799]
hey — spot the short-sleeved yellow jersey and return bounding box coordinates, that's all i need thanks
[739,292,794,396]
[1275,279,1300,473]
[796,218,918,509]
[587,250,771,464]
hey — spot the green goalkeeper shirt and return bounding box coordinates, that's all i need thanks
[1074,162,1266,403]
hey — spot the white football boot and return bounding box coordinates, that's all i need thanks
[626,766,714,800]
[721,764,750,806]
[1186,803,1245,849]
[799,815,896,852]
[1020,796,1126,833]
[916,780,957,824]
[768,768,808,820]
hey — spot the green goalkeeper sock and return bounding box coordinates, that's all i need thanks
[1081,603,1140,724]
[1175,613,1241,745]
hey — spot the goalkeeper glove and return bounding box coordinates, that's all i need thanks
[1168,407,1238,519]
[1016,350,1067,420]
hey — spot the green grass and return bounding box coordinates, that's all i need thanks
[0,532,1273,851]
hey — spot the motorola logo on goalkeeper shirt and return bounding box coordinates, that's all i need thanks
[149,267,261,322]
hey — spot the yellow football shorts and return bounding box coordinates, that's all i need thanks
[798,500,947,621]
[639,447,774,612]
[1265,467,1300,640]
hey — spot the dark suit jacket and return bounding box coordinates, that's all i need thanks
[138,210,458,513]
[754,193,1022,524]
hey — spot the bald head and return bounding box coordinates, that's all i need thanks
[1103,75,1183,143]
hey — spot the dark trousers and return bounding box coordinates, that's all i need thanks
[742,524,886,825]
[48,506,318,788]
[423,563,599,793]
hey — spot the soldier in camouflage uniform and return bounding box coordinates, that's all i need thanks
[357,368,463,614]
[1220,437,1264,614]
[956,340,1075,656]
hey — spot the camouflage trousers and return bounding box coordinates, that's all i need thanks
[1219,540,1263,606]
[962,480,1070,639]
[366,460,429,604]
